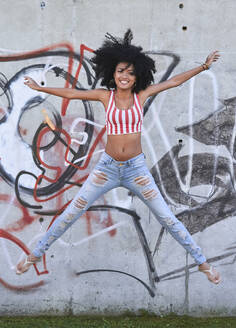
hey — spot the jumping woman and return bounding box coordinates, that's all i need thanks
[17,29,221,284]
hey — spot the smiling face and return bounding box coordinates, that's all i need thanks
[113,62,136,91]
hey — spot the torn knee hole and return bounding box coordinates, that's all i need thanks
[134,175,150,186]
[178,230,187,240]
[142,188,158,200]
[74,197,87,209]
[164,217,175,226]
[92,170,108,186]
[59,221,68,229]
[48,235,56,243]
[65,213,74,222]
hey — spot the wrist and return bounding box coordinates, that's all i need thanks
[36,86,43,92]
[201,62,210,70]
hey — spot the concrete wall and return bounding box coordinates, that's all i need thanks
[0,0,235,316]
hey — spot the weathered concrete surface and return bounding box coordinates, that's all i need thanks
[0,0,236,316]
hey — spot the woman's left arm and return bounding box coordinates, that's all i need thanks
[140,51,220,101]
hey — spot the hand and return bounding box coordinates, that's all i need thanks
[205,50,220,68]
[24,76,41,90]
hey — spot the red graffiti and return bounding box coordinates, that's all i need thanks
[0,229,48,275]
[0,194,36,232]
[0,42,117,289]
[33,123,117,236]
[85,207,116,237]
[0,277,44,292]
[0,229,48,291]
[62,43,94,116]
[0,42,74,117]
[33,124,106,203]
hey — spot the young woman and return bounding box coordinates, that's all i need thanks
[17,30,221,284]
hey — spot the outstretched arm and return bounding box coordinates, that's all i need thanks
[24,76,107,102]
[140,51,220,101]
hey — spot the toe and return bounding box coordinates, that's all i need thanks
[15,258,30,274]
[16,259,24,272]
[209,268,221,284]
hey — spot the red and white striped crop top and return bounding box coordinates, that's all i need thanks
[105,90,143,135]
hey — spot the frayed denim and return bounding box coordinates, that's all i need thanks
[33,152,206,265]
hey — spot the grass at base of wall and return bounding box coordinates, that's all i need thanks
[0,315,236,328]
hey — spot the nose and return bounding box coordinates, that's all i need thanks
[121,71,129,78]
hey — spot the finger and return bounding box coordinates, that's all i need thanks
[42,109,56,130]
[209,51,219,57]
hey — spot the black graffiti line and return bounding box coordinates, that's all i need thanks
[1,50,181,199]
[153,226,165,257]
[150,143,236,234]
[81,204,160,294]
[159,251,236,282]
[1,65,95,198]
[144,51,180,116]
[15,171,42,209]
[0,72,13,123]
[1,50,94,86]
[75,269,155,298]
[35,203,160,296]
[17,96,62,151]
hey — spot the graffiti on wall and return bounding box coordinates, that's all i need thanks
[0,42,235,297]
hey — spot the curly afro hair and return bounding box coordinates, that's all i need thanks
[91,29,156,93]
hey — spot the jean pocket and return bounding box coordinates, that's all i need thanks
[131,158,146,168]
[97,159,110,167]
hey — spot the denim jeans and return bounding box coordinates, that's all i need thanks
[33,152,206,265]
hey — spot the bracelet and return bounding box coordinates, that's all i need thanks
[202,63,210,70]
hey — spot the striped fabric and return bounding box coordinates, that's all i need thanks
[105,90,143,135]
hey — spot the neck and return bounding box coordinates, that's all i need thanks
[115,88,133,99]
[114,88,134,110]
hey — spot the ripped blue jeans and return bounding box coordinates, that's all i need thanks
[33,152,206,265]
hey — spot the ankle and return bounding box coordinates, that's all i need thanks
[198,262,210,271]
[28,254,41,262]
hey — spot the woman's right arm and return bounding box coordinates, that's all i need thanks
[24,76,107,102]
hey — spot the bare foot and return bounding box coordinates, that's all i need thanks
[198,262,221,284]
[16,254,41,275]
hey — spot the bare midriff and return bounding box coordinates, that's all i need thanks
[105,132,142,161]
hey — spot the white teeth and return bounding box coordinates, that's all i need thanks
[120,80,129,84]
